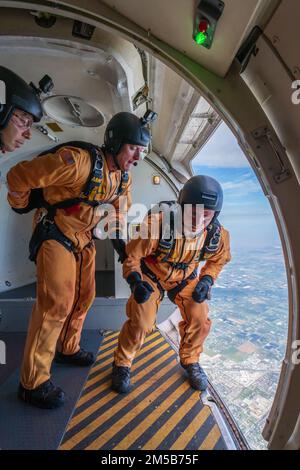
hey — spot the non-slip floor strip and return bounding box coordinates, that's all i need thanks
[60,330,226,450]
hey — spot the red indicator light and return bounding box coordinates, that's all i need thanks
[199,19,209,33]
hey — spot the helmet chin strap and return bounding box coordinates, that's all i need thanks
[0,131,5,152]
[113,152,121,171]
[111,141,123,171]
[210,211,220,225]
[102,145,122,171]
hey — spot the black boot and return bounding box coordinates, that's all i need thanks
[181,362,208,391]
[54,348,95,366]
[18,380,65,409]
[111,362,131,394]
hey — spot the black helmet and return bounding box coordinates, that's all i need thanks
[178,175,223,212]
[104,112,150,156]
[0,66,43,130]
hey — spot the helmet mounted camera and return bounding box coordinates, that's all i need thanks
[104,109,157,159]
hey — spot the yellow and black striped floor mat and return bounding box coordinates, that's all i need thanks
[60,330,226,450]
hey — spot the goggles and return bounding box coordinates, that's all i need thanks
[11,111,33,131]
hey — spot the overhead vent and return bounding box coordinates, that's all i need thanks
[42,95,104,127]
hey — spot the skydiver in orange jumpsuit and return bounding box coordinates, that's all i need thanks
[7,112,152,408]
[112,175,231,393]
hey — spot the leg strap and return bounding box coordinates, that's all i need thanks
[29,219,75,263]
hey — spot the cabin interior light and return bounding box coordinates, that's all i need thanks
[152,175,161,185]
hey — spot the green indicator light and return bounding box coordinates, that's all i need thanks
[195,31,207,45]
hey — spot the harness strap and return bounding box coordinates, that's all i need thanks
[29,217,75,263]
[154,216,221,266]
[150,201,221,265]
[140,259,165,300]
[140,259,198,304]
[167,268,198,303]
[198,219,222,261]
[34,140,129,219]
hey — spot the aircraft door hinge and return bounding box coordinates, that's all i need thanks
[251,127,292,184]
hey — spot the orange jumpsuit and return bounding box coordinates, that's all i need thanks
[7,146,132,389]
[114,213,231,367]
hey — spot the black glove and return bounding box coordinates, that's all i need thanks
[192,275,214,303]
[11,188,44,214]
[127,272,154,304]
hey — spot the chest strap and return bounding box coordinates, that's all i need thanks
[152,219,222,267]
[198,219,222,261]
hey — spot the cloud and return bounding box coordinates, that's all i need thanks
[193,122,249,168]
[220,172,270,216]
[222,177,261,196]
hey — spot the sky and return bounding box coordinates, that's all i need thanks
[192,122,282,252]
